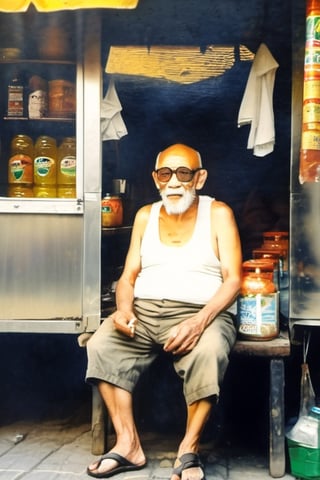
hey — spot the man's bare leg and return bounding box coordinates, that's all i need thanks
[171,399,212,480]
[87,381,146,476]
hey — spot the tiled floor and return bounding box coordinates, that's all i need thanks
[0,419,296,480]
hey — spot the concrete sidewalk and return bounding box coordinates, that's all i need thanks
[0,419,295,480]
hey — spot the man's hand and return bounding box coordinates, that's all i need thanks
[111,311,137,338]
[163,316,205,355]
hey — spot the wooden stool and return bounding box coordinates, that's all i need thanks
[232,331,291,478]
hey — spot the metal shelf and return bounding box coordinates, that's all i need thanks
[0,197,83,214]
[102,225,132,236]
[0,59,76,65]
[3,116,75,121]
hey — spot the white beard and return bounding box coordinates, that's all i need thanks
[160,187,196,214]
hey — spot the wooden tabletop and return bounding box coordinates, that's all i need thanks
[233,330,290,357]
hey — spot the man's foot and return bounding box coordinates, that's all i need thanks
[171,453,205,480]
[87,451,147,478]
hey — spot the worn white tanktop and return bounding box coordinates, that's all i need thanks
[134,195,225,306]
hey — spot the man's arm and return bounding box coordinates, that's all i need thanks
[200,200,242,324]
[112,205,151,336]
[164,200,242,354]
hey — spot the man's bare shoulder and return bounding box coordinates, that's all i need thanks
[137,203,153,215]
[135,204,153,222]
[210,199,234,219]
[132,204,154,235]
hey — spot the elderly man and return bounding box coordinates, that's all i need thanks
[86,143,242,479]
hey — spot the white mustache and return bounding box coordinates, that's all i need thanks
[163,187,185,196]
[160,187,196,215]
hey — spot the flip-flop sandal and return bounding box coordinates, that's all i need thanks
[87,451,147,478]
[172,452,205,480]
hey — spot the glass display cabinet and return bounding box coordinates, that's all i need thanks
[0,10,102,333]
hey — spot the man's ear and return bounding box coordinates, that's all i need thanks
[152,171,160,190]
[195,169,208,190]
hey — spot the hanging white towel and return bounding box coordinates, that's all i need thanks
[237,43,279,157]
[101,78,128,141]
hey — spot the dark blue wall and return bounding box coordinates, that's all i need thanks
[101,0,292,260]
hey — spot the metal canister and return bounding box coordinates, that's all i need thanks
[101,194,123,227]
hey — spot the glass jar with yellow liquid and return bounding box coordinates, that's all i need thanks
[33,135,57,197]
[57,137,76,198]
[8,134,34,197]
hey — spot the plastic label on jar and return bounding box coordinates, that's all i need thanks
[303,101,320,123]
[8,85,24,117]
[34,156,55,178]
[303,80,320,100]
[60,155,76,177]
[306,14,320,44]
[301,129,320,150]
[28,90,48,119]
[237,292,279,339]
[8,154,33,184]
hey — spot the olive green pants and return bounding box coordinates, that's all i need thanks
[86,298,236,405]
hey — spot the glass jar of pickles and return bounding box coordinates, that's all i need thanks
[262,231,289,269]
[238,261,279,341]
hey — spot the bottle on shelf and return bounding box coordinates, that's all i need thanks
[28,75,48,119]
[7,71,24,118]
[48,79,76,118]
[299,0,320,183]
[7,134,34,198]
[33,135,57,198]
[57,136,76,198]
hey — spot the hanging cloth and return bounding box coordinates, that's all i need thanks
[101,78,128,141]
[237,43,279,157]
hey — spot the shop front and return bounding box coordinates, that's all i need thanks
[2,3,319,479]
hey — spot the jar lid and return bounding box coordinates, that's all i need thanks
[242,259,275,271]
[103,193,120,199]
[263,231,289,240]
[253,248,282,256]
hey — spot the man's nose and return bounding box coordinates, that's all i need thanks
[167,172,181,186]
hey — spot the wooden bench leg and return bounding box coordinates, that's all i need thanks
[91,385,107,455]
[269,358,285,478]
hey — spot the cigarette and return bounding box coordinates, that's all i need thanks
[128,318,136,334]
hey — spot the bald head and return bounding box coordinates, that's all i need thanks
[155,144,202,170]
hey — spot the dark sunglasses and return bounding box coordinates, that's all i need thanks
[155,166,202,183]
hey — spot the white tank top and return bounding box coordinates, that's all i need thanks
[134,195,224,305]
